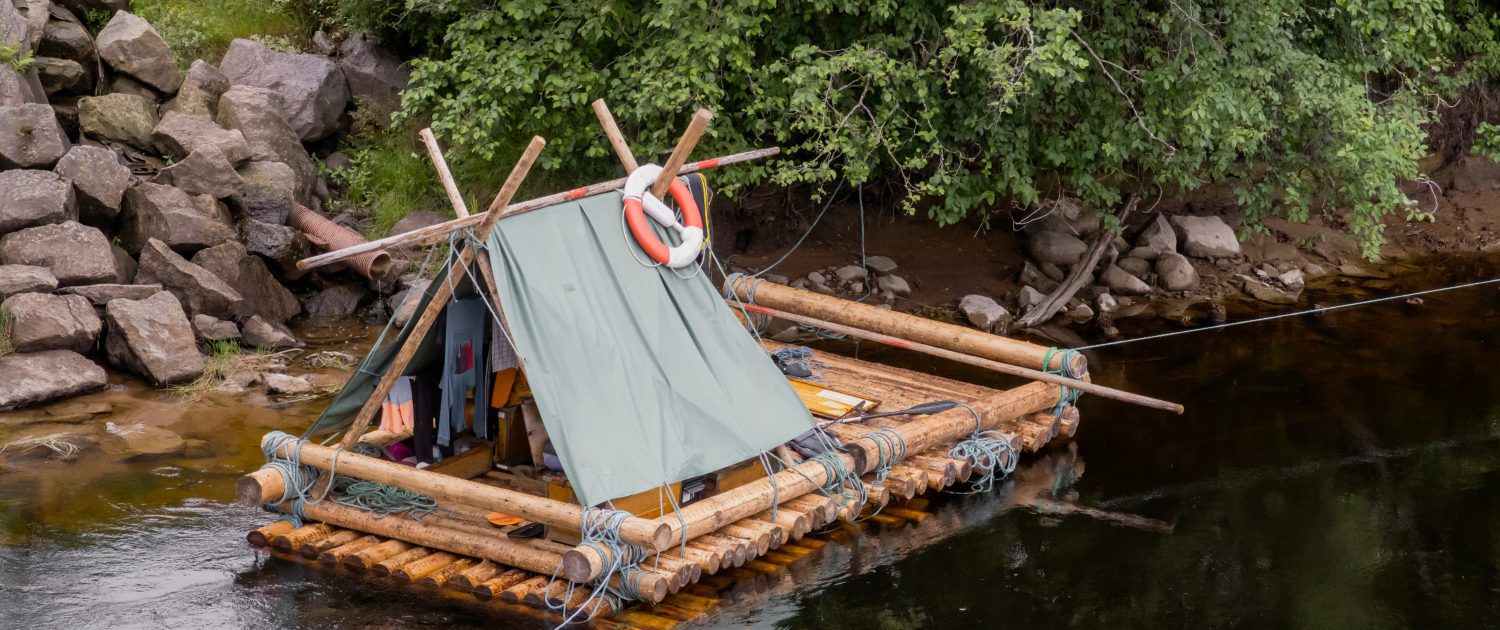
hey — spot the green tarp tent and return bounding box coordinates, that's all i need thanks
[308,191,815,506]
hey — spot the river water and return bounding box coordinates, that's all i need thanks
[3,261,1500,628]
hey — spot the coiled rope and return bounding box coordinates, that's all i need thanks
[548,507,651,625]
[258,431,442,525]
[946,404,1018,494]
[1042,347,1084,415]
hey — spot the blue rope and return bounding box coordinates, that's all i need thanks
[259,431,441,524]
[1042,347,1085,415]
[548,507,651,625]
[945,404,1018,494]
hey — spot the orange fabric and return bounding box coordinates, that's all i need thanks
[491,368,518,407]
[379,399,414,433]
[506,371,531,407]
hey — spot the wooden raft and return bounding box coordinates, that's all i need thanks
[245,343,1083,627]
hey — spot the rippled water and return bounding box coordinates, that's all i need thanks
[4,262,1500,629]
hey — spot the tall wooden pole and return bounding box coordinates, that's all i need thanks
[652,109,713,198]
[419,128,471,218]
[591,99,640,172]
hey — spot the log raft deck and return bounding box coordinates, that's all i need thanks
[241,107,1180,627]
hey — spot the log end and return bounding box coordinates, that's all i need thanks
[236,470,279,507]
[562,546,605,583]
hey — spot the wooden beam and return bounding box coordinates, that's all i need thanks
[652,109,713,198]
[592,99,640,172]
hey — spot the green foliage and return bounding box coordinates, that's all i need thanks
[343,0,1500,260]
[336,129,446,238]
[206,339,241,363]
[1473,122,1500,162]
[0,43,33,72]
[131,0,310,66]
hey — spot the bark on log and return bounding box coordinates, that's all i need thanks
[1016,194,1138,328]
[345,539,411,573]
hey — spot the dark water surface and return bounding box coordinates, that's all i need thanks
[4,264,1500,629]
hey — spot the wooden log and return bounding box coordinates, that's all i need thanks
[784,495,838,528]
[500,576,548,604]
[300,529,359,558]
[395,551,459,583]
[652,109,713,198]
[296,147,779,271]
[592,99,640,172]
[318,534,380,564]
[345,539,411,573]
[280,499,669,602]
[882,507,932,522]
[698,535,750,566]
[419,128,471,218]
[242,428,416,508]
[732,519,784,548]
[676,544,722,575]
[905,456,958,489]
[728,278,1084,373]
[419,557,478,588]
[689,539,740,568]
[248,435,670,551]
[246,520,293,547]
[270,523,333,552]
[756,508,810,538]
[373,547,431,577]
[450,560,501,591]
[718,525,771,555]
[473,568,530,600]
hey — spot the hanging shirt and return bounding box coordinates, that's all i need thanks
[379,376,415,433]
[439,297,490,447]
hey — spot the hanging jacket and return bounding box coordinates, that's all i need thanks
[438,296,490,447]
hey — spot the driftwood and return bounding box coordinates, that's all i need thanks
[1016,194,1139,328]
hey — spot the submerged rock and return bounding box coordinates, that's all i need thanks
[104,422,186,461]
[0,350,107,410]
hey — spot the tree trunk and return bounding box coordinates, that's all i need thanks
[1016,194,1140,328]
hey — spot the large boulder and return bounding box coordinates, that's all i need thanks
[151,111,252,165]
[134,238,242,319]
[0,103,70,169]
[958,294,1010,332]
[52,0,130,15]
[191,241,299,322]
[162,60,229,118]
[219,39,348,141]
[155,145,244,198]
[107,73,159,99]
[78,93,158,151]
[39,19,96,67]
[2,291,101,352]
[120,183,236,254]
[190,313,239,343]
[241,314,301,350]
[339,32,409,126]
[104,291,203,385]
[1026,231,1089,267]
[1169,215,1242,259]
[110,243,135,283]
[95,11,181,93]
[57,282,162,305]
[217,86,319,204]
[1135,214,1176,257]
[34,56,89,97]
[0,169,76,233]
[1155,252,1199,292]
[0,350,107,410]
[1101,264,1151,296]
[54,145,130,226]
[0,221,116,286]
[237,218,301,268]
[0,264,57,300]
[304,283,368,319]
[227,160,295,223]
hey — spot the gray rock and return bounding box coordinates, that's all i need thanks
[1017,285,1046,312]
[312,30,338,56]
[389,278,429,328]
[161,60,228,118]
[120,183,236,254]
[57,282,162,305]
[834,265,866,284]
[1236,274,1300,305]
[263,372,312,396]
[1117,256,1152,280]
[1067,302,1095,321]
[227,160,295,223]
[103,290,204,384]
[0,221,116,286]
[876,274,911,297]
[134,238,242,319]
[958,294,1010,332]
[304,283,368,319]
[78,93,157,151]
[95,11,181,93]
[1022,197,1100,237]
[1136,214,1176,255]
[51,96,80,139]
[0,62,43,109]
[241,314,301,349]
[0,103,70,169]
[190,313,239,342]
[1039,262,1066,283]
[1169,215,1242,259]
[106,72,158,98]
[34,56,88,96]
[216,87,319,204]
[1101,264,1151,296]
[1449,155,1500,193]
[338,32,408,126]
[323,151,351,173]
[1026,231,1089,267]
[0,169,76,233]
[864,255,897,275]
[110,243,135,283]
[1019,260,1059,294]
[806,271,826,284]
[1126,246,1161,260]
[1096,292,1118,313]
[190,242,299,322]
[1155,252,1199,292]
[2,291,100,352]
[54,145,130,226]
[237,217,300,269]
[1278,268,1305,291]
[219,39,348,141]
[104,421,186,461]
[38,19,95,67]
[151,111,252,165]
[389,210,446,236]
[155,145,244,198]
[0,264,57,299]
[0,350,107,410]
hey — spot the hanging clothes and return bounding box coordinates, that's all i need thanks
[439,296,490,447]
[410,362,443,464]
[379,376,415,433]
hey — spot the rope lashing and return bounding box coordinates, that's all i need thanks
[864,427,907,486]
[1042,347,1085,415]
[723,272,770,332]
[770,345,826,380]
[946,404,1018,495]
[548,507,651,625]
[258,431,442,523]
[809,450,866,515]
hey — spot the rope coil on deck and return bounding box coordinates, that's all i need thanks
[259,431,443,525]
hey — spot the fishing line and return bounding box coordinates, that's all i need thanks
[1076,276,1500,351]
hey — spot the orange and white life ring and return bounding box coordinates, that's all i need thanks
[623,164,705,268]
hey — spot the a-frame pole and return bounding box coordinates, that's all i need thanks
[333,136,546,452]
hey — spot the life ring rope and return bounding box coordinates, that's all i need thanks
[622,164,705,269]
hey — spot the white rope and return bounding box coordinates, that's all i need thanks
[1077,276,1500,351]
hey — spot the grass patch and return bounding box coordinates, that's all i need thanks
[0,305,14,357]
[0,433,82,459]
[338,129,446,238]
[128,0,313,67]
[171,339,276,401]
